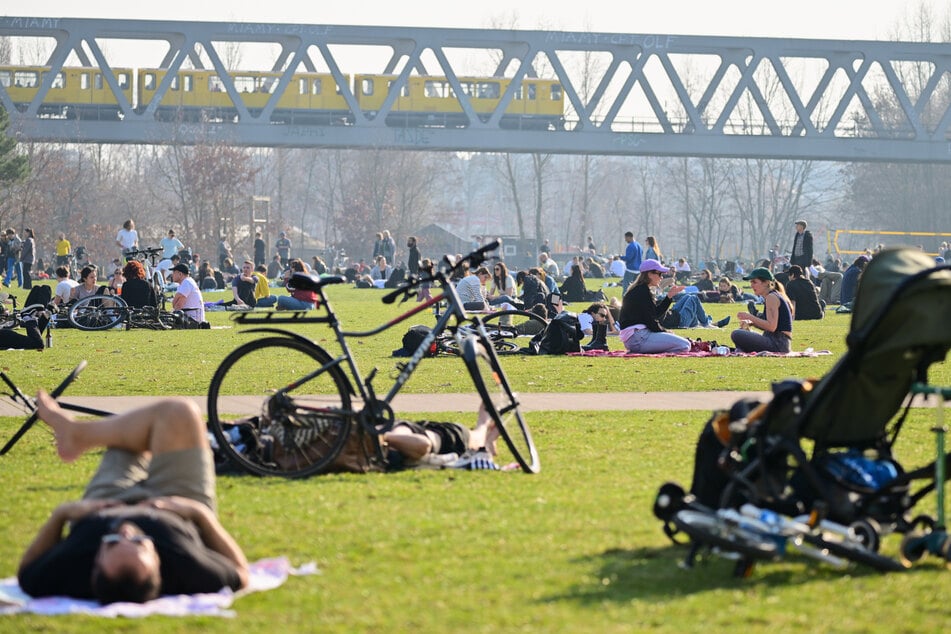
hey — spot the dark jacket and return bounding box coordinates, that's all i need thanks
[786,277,823,320]
[619,283,673,333]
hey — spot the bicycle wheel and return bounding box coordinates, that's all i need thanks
[462,331,540,473]
[479,310,548,354]
[207,336,353,478]
[68,294,127,330]
[803,532,908,572]
[673,509,780,560]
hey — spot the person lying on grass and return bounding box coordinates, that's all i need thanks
[383,405,499,470]
[18,393,249,604]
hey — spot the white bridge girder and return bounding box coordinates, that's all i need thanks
[3,16,951,163]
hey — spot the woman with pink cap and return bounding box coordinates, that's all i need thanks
[617,259,691,354]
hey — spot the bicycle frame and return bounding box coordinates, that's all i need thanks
[236,268,483,423]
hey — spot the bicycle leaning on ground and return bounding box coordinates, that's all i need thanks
[206,240,540,477]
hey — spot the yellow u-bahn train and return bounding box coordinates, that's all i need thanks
[1,65,565,130]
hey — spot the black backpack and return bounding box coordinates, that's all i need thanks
[392,324,435,357]
[526,312,583,355]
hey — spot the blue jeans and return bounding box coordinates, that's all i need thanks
[276,295,315,311]
[672,294,710,328]
[4,258,21,286]
[621,270,636,293]
[622,327,691,354]
[256,296,277,307]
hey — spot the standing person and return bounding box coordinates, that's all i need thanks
[621,231,643,292]
[275,231,291,263]
[115,219,138,259]
[371,232,384,260]
[217,237,232,270]
[617,259,690,354]
[17,392,248,603]
[3,228,22,287]
[644,236,663,263]
[170,263,205,325]
[253,231,266,267]
[380,230,396,265]
[731,267,794,353]
[406,236,420,277]
[55,233,72,268]
[20,228,36,289]
[159,229,184,262]
[790,220,814,275]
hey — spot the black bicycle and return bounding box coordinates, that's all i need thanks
[206,241,539,477]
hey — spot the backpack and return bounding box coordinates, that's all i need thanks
[392,324,436,357]
[526,312,582,355]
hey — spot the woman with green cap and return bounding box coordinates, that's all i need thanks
[731,267,794,353]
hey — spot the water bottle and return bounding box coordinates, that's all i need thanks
[715,346,730,356]
[45,321,53,348]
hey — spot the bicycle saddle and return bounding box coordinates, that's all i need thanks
[286,272,345,292]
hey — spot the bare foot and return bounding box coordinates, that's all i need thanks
[35,390,84,462]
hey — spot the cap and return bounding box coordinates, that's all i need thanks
[638,259,667,273]
[743,267,774,282]
[170,263,190,275]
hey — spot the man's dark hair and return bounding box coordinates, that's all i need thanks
[91,562,161,604]
[55,266,69,278]
[624,231,633,239]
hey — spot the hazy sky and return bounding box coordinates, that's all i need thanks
[4,1,947,41]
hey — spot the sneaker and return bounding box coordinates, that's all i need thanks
[447,448,499,470]
[715,316,731,328]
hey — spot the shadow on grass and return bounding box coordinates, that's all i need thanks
[544,543,896,605]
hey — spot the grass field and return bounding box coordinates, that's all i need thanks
[0,279,948,632]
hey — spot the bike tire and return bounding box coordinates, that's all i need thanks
[673,509,780,561]
[462,331,540,473]
[478,310,548,354]
[68,294,127,331]
[207,336,353,478]
[803,532,908,572]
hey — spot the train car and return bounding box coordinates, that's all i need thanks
[137,68,351,124]
[354,74,564,130]
[0,65,134,120]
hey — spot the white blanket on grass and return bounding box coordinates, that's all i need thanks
[0,557,317,618]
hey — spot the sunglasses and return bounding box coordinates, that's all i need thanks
[101,533,153,547]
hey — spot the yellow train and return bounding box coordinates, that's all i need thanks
[0,65,134,120]
[1,65,564,130]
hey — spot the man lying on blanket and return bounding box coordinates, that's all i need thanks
[383,405,500,470]
[18,393,249,604]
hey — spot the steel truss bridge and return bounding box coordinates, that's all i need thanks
[4,16,951,162]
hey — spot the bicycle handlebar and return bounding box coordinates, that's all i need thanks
[382,240,500,305]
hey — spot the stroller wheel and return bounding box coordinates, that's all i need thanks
[899,532,928,567]
[849,519,881,553]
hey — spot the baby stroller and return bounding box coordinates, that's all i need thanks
[654,247,951,575]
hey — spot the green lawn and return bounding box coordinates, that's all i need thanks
[0,279,948,632]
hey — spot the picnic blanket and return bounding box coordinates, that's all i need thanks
[0,557,317,618]
[569,349,832,358]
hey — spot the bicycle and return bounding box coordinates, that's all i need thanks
[66,293,188,331]
[433,308,549,356]
[206,240,540,478]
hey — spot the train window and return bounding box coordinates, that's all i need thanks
[313,78,322,95]
[117,73,129,89]
[476,82,500,99]
[48,72,65,89]
[525,84,536,100]
[184,75,193,92]
[170,75,179,91]
[143,73,156,91]
[208,75,224,93]
[550,84,562,101]
[0,71,9,87]
[299,77,321,95]
[425,80,452,98]
[95,74,104,90]
[80,73,89,91]
[235,76,255,93]
[361,78,374,96]
[14,71,39,88]
[386,80,409,98]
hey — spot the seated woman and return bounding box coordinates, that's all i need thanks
[119,260,157,308]
[694,269,715,291]
[560,264,602,303]
[730,267,794,353]
[276,259,318,311]
[515,270,547,308]
[784,265,824,320]
[69,266,111,302]
[486,262,518,308]
[617,259,691,354]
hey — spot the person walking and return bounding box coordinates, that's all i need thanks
[790,220,814,276]
[621,231,643,292]
[19,228,36,289]
[3,228,23,287]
